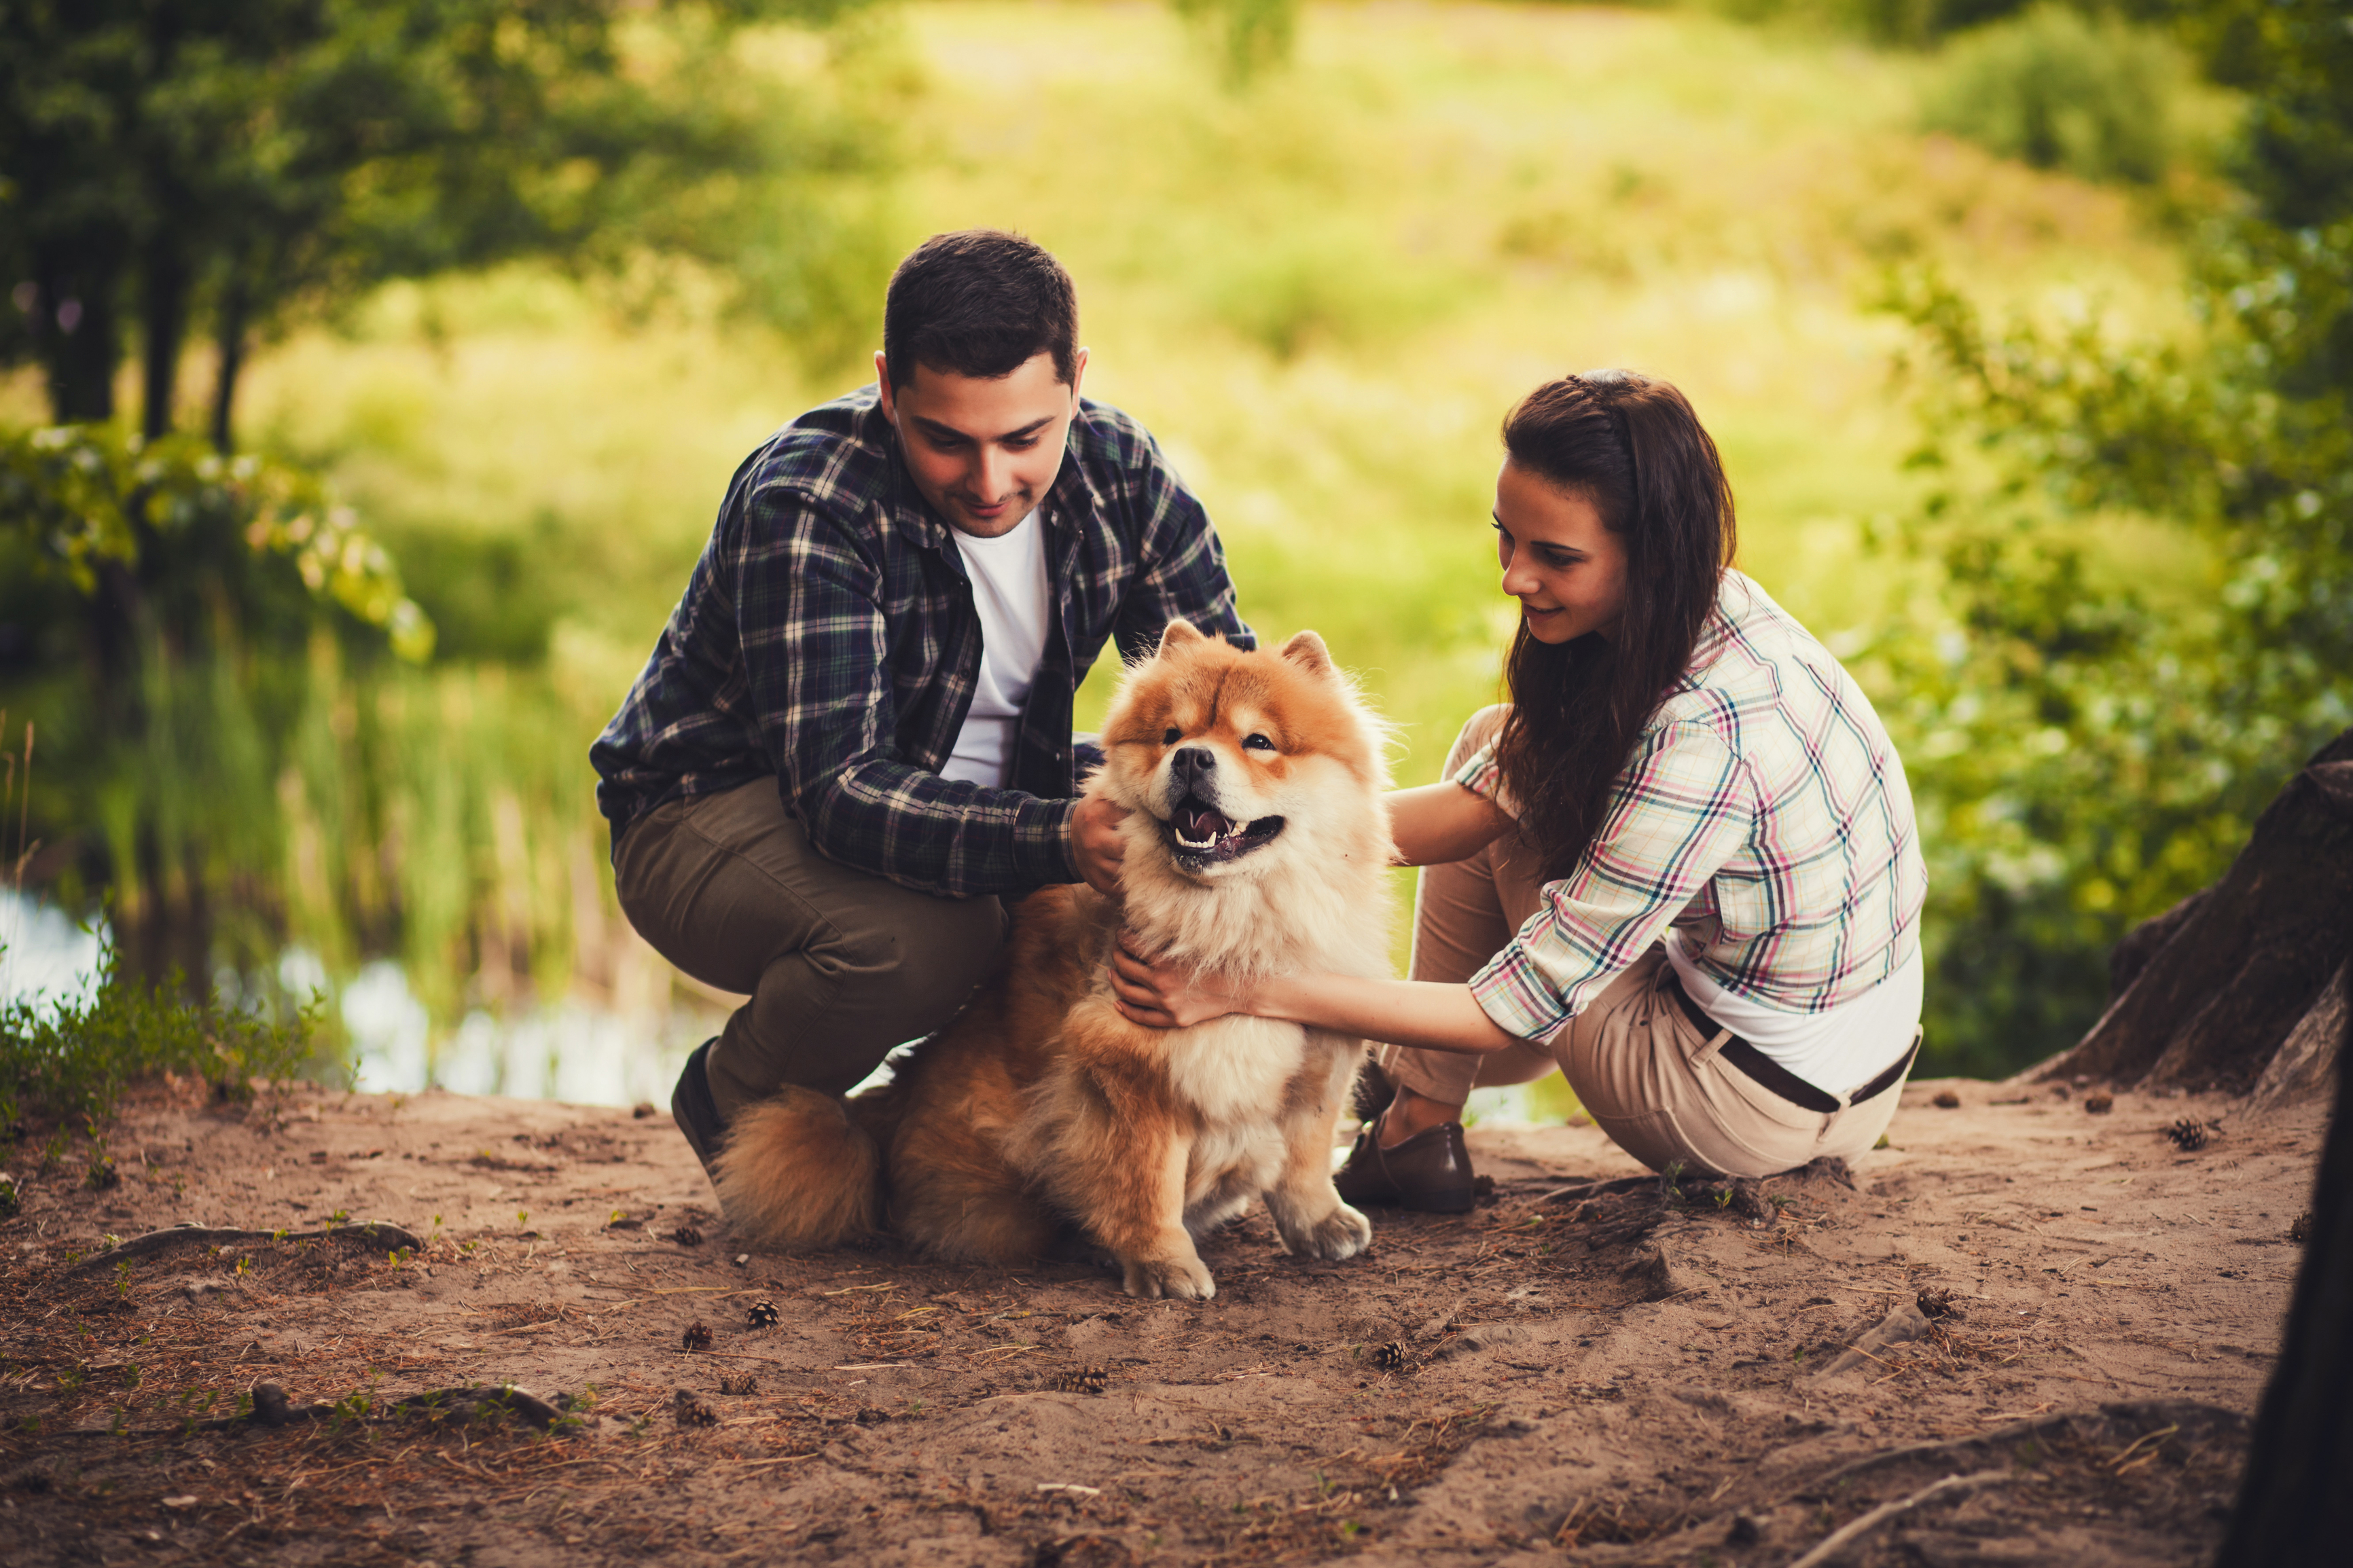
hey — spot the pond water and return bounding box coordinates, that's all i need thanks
[1,888,1563,1128]
[0,888,711,1110]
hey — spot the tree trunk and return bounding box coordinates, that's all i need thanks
[139,238,190,441]
[2032,727,2353,1097]
[2212,916,2353,1565]
[209,269,249,455]
[33,240,127,424]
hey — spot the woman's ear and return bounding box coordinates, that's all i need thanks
[1278,629,1333,678]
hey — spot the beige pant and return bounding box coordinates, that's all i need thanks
[1376,708,1908,1180]
[614,778,1010,1120]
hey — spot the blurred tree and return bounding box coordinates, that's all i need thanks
[0,0,883,450]
[1172,0,1296,88]
[1874,0,2352,1074]
[0,424,431,983]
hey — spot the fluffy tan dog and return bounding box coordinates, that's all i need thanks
[711,621,1394,1298]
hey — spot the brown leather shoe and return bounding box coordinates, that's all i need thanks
[1333,1119,1477,1213]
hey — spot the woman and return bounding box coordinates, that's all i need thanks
[1109,370,1926,1211]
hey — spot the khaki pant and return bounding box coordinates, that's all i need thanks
[1376,708,1908,1180]
[613,778,1010,1120]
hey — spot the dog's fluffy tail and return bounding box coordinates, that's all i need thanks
[713,1084,898,1251]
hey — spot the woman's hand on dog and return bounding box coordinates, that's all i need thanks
[1109,936,1246,1029]
[1071,796,1131,897]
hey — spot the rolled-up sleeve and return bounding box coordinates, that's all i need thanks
[1467,723,1754,1040]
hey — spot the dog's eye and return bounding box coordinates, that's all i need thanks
[1162,727,1181,746]
[1242,733,1276,752]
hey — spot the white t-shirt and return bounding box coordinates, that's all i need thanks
[939,509,1052,789]
[1665,928,1924,1096]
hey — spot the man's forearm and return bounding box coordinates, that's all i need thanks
[802,766,1081,896]
[1245,972,1525,1057]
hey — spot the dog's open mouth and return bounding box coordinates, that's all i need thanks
[1161,797,1285,867]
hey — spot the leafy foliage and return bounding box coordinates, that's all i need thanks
[0,0,892,441]
[0,424,431,660]
[1920,5,2193,184]
[0,937,325,1133]
[1872,0,2353,1073]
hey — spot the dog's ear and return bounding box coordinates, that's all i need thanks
[1278,630,1333,678]
[1156,619,1208,655]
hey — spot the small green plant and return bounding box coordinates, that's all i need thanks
[328,1209,349,1226]
[120,1362,141,1389]
[1713,1188,1734,1210]
[113,1259,132,1300]
[0,935,324,1133]
[18,1414,37,1434]
[516,1210,529,1228]
[234,1255,251,1277]
[57,1363,86,1391]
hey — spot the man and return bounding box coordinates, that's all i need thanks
[590,230,1253,1178]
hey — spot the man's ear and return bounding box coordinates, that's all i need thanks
[874,350,895,422]
[1278,630,1333,678]
[1157,619,1208,656]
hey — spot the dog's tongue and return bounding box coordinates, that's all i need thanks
[1174,802,1236,842]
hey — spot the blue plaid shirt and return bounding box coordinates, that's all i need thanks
[590,386,1253,896]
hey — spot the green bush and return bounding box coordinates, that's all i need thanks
[0,938,327,1134]
[0,425,431,661]
[1920,5,2192,184]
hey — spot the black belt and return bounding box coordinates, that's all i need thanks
[1664,970,1918,1115]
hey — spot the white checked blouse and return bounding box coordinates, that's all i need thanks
[1456,570,1927,1042]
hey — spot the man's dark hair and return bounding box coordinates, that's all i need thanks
[882,230,1079,390]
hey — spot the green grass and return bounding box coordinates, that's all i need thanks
[0,938,323,1141]
[0,1,2209,1041]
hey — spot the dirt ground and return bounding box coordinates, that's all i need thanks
[0,1073,2322,1567]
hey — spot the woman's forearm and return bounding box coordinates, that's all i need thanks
[1386,782,1513,868]
[1244,972,1525,1056]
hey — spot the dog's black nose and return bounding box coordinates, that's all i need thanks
[1171,746,1216,782]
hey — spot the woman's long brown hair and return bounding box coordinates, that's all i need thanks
[1494,371,1738,881]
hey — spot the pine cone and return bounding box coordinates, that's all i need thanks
[1055,1364,1109,1394]
[1372,1341,1410,1372]
[1931,1089,1960,1109]
[1916,1286,1960,1319]
[2291,1210,2313,1243]
[746,1298,780,1329]
[681,1320,713,1353]
[672,1389,718,1427]
[2166,1118,2210,1152]
[718,1372,759,1396]
[672,1224,703,1247]
[2083,1093,2115,1114]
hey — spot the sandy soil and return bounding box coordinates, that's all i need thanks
[0,1074,2322,1567]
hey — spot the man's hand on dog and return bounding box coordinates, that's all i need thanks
[1109,936,1246,1029]
[1071,795,1130,896]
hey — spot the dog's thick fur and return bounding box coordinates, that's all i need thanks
[713,623,1395,1298]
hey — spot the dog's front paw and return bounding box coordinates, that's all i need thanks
[1121,1253,1216,1300]
[1280,1202,1373,1262]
